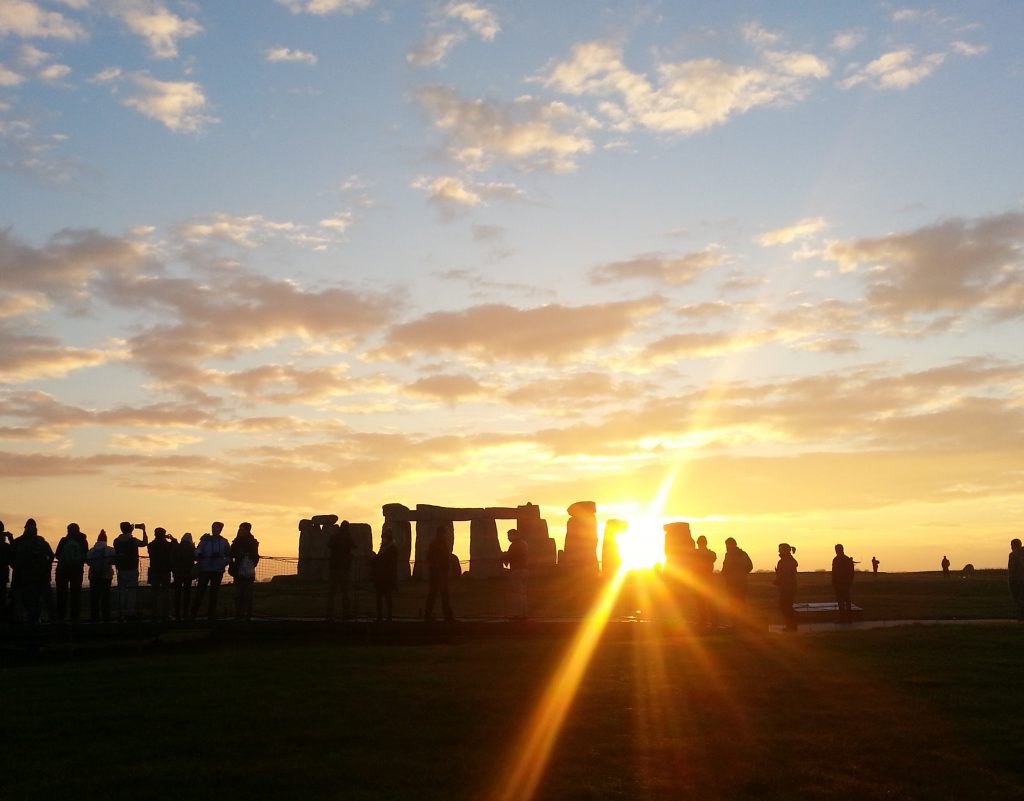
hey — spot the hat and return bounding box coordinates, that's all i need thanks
[98,529,107,542]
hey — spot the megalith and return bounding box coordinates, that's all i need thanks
[561,500,599,575]
[470,518,503,577]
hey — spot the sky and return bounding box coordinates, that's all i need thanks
[1,0,1023,572]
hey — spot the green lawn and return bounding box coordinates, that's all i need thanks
[5,624,1024,800]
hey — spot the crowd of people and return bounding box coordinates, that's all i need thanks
[0,518,260,625]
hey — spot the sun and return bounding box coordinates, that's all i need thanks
[616,518,665,570]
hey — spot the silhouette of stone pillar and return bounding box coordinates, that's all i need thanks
[382,504,412,580]
[663,521,694,573]
[516,503,556,569]
[561,501,598,575]
[470,518,502,577]
[298,514,336,581]
[350,523,373,582]
[601,519,628,578]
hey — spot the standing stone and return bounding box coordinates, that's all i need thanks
[516,503,557,570]
[663,522,694,572]
[350,523,373,582]
[470,518,503,577]
[382,504,413,580]
[601,519,628,577]
[297,514,336,581]
[414,519,452,579]
[561,501,599,575]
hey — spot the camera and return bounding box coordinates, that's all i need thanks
[134,523,144,530]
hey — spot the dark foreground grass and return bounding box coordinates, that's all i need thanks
[4,624,1024,800]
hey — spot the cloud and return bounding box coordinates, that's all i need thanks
[0,325,123,382]
[445,2,499,40]
[405,373,485,404]
[175,212,300,247]
[407,2,498,67]
[407,31,465,67]
[503,370,649,408]
[265,46,318,65]
[590,248,728,285]
[757,216,826,246]
[378,297,663,363]
[540,39,829,135]
[108,0,203,59]
[94,69,216,132]
[824,212,1024,323]
[0,64,24,85]
[950,40,988,57]
[414,85,595,172]
[830,29,865,52]
[841,48,946,90]
[275,0,372,15]
[110,432,203,451]
[412,174,526,220]
[0,0,85,39]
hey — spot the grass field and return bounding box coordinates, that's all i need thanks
[252,568,1015,623]
[4,623,1024,800]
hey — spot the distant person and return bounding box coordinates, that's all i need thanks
[114,522,148,621]
[1008,539,1024,621]
[326,521,355,621]
[371,526,398,622]
[191,522,230,621]
[692,535,718,629]
[502,528,530,620]
[86,530,116,623]
[424,524,455,623]
[0,521,13,621]
[871,556,879,575]
[12,519,55,625]
[721,537,753,622]
[172,532,196,621]
[148,527,175,622]
[832,544,856,623]
[54,523,88,623]
[941,555,950,577]
[774,543,799,631]
[229,522,260,621]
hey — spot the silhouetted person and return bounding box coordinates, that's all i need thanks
[191,522,230,621]
[0,521,12,621]
[12,519,54,625]
[721,536,753,624]
[692,535,718,629]
[54,523,88,623]
[326,521,354,621]
[424,524,455,622]
[229,522,260,621]
[502,528,529,620]
[832,544,856,623]
[774,543,799,631]
[172,532,195,621]
[871,556,879,575]
[148,527,175,622]
[1008,539,1024,621]
[941,555,950,576]
[86,530,116,623]
[371,526,398,622]
[114,521,148,620]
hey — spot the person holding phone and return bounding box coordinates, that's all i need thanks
[114,522,148,621]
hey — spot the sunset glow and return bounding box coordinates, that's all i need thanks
[2,2,1022,570]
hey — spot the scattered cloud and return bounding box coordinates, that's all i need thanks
[265,46,318,65]
[830,29,865,52]
[94,69,216,132]
[108,0,203,59]
[412,174,526,219]
[540,39,829,135]
[841,48,946,90]
[824,212,1024,323]
[110,431,203,451]
[590,248,728,285]
[378,297,663,363]
[414,85,595,172]
[407,2,498,67]
[275,0,372,15]
[757,216,827,246]
[407,31,465,67]
[405,373,486,404]
[0,0,85,40]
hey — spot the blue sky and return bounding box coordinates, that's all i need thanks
[2,0,1023,570]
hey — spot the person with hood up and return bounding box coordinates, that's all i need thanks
[774,543,799,631]
[371,526,398,623]
[12,519,55,624]
[54,523,89,623]
[172,532,196,622]
[113,521,148,621]
[191,522,230,621]
[147,527,175,622]
[86,530,116,623]
[229,522,260,621]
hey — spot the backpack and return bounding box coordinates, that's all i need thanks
[60,536,85,569]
